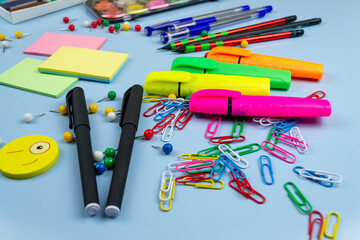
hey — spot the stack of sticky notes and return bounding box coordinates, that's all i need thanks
[38,46,129,83]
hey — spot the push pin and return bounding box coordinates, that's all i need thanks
[94,162,106,175]
[97,91,117,103]
[0,137,2,145]
[104,147,116,158]
[14,31,32,39]
[93,150,104,162]
[107,111,121,122]
[240,40,248,48]
[63,17,76,24]
[63,131,74,143]
[2,41,9,53]
[83,21,91,29]
[60,24,75,32]
[123,21,130,31]
[0,34,12,41]
[108,26,115,33]
[24,112,45,123]
[168,93,177,99]
[152,143,173,155]
[114,23,121,34]
[135,25,141,32]
[49,105,68,115]
[88,104,98,114]
[135,129,154,140]
[91,22,98,30]
[104,157,115,169]
[103,20,110,27]
[96,18,103,28]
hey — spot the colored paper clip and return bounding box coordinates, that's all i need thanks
[143,102,162,117]
[175,160,215,172]
[211,154,246,181]
[175,173,210,184]
[229,173,266,204]
[159,171,174,200]
[205,117,221,138]
[218,144,248,168]
[180,153,219,161]
[162,109,183,142]
[151,113,175,133]
[142,95,163,102]
[293,166,333,188]
[153,106,177,121]
[175,109,193,130]
[210,135,246,144]
[160,178,175,212]
[186,161,223,174]
[253,117,286,127]
[306,91,326,99]
[168,160,191,171]
[184,178,224,190]
[233,143,261,156]
[264,127,280,151]
[321,212,340,240]
[197,144,225,157]
[284,182,312,213]
[231,119,245,138]
[261,141,297,163]
[210,157,226,181]
[290,127,308,153]
[273,117,300,134]
[273,132,309,149]
[309,210,324,240]
[259,155,274,185]
[299,169,342,184]
[160,98,188,108]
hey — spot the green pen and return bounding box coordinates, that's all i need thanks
[171,57,291,90]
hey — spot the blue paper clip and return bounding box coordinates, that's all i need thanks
[153,107,177,121]
[273,117,300,134]
[210,154,246,181]
[293,166,333,188]
[210,157,226,181]
[259,155,274,185]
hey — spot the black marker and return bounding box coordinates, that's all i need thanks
[105,85,143,217]
[66,87,100,216]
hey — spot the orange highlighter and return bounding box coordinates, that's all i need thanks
[205,46,323,80]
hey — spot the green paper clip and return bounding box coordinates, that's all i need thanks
[233,143,261,156]
[264,127,280,150]
[231,119,245,138]
[284,181,312,213]
[197,144,230,157]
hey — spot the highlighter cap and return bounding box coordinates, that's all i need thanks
[144,71,191,96]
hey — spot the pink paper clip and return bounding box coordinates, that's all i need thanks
[261,141,296,163]
[205,117,221,138]
[272,133,308,149]
[175,160,215,172]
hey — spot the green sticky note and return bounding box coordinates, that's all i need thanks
[0,58,78,98]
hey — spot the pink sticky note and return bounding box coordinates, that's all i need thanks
[24,33,107,56]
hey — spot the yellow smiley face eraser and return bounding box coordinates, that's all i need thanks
[0,135,59,179]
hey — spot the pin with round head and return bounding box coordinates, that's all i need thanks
[135,129,154,140]
[24,112,45,123]
[201,30,208,36]
[106,111,121,122]
[60,24,75,32]
[152,143,173,155]
[104,157,115,169]
[91,22,98,30]
[135,25,141,32]
[104,148,116,158]
[97,91,117,103]
[93,150,104,162]
[49,105,68,115]
[88,104,98,114]
[63,131,74,143]
[103,19,110,27]
[96,18,103,28]
[2,40,9,53]
[168,93,177,99]
[241,40,248,48]
[94,162,106,175]
[0,34,12,42]
[123,21,130,31]
[83,20,91,29]
[63,17,76,24]
[14,31,32,39]
[108,26,115,33]
[114,23,121,34]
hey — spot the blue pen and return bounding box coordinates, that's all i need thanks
[161,9,269,44]
[144,5,250,36]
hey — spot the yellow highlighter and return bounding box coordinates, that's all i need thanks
[144,71,270,97]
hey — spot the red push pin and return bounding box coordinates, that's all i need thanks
[135,25,142,32]
[135,129,154,140]
[63,17,76,24]
[60,24,75,31]
[91,22,98,30]
[96,18,103,28]
[108,26,115,33]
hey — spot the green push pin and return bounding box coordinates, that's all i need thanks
[103,20,110,27]
[104,148,116,158]
[104,157,115,169]
[201,30,208,36]
[114,23,121,34]
[185,95,191,101]
[97,91,117,103]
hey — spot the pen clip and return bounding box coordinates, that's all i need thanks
[119,87,131,127]
[66,88,74,129]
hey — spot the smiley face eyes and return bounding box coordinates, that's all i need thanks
[30,142,50,154]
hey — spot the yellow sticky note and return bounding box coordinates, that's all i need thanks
[38,46,129,83]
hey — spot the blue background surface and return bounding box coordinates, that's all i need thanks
[0,0,358,239]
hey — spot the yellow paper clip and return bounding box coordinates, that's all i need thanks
[160,178,175,212]
[320,212,340,240]
[184,178,224,190]
[180,153,219,161]
[142,95,164,102]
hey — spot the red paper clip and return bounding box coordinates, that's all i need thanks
[151,114,175,133]
[144,102,163,117]
[210,135,246,144]
[229,172,266,204]
[306,91,326,99]
[309,210,324,240]
[175,109,194,130]
[175,173,210,184]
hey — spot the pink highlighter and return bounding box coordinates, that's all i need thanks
[189,89,331,117]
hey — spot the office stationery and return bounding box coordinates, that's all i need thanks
[14,31,31,39]
[63,131,74,143]
[259,155,274,185]
[206,46,324,79]
[159,16,297,50]
[171,57,291,90]
[189,89,331,117]
[309,211,324,240]
[0,135,59,179]
[211,155,246,181]
[284,182,312,213]
[229,172,266,204]
[262,141,296,163]
[160,9,267,43]
[184,179,224,189]
[307,90,326,99]
[152,143,173,154]
[176,160,215,171]
[38,47,128,83]
[0,58,78,98]
[321,212,340,240]
[293,166,333,188]
[66,87,100,216]
[145,71,270,97]
[210,135,245,144]
[205,117,220,138]
[272,133,308,149]
[1,0,43,11]
[2,40,9,53]
[143,5,250,36]
[23,112,45,123]
[60,24,75,32]
[0,33,12,41]
[174,29,304,53]
[218,144,248,168]
[298,168,342,184]
[289,127,308,153]
[105,85,143,218]
[62,16,76,23]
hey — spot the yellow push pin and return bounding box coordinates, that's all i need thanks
[240,40,248,48]
[24,112,45,123]
[63,131,74,143]
[0,34,12,42]
[88,103,98,114]
[168,93,177,99]
[49,105,68,115]
[14,31,32,39]
[2,41,9,53]
[123,21,130,31]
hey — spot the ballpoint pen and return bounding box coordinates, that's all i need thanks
[66,87,100,216]
[105,85,143,217]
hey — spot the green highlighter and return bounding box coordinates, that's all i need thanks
[171,57,291,90]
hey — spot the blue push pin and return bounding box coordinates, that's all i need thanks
[152,143,173,155]
[94,162,106,175]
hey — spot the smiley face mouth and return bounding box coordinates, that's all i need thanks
[22,158,39,166]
